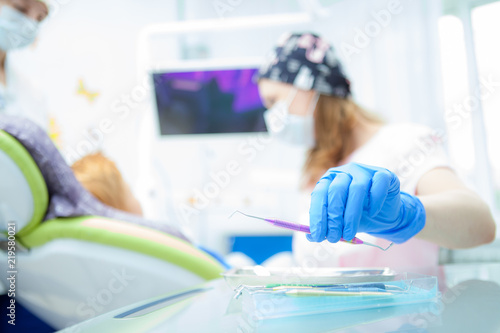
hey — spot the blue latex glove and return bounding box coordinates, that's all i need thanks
[307,163,426,244]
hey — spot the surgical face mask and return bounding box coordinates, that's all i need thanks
[0,6,39,51]
[264,89,319,148]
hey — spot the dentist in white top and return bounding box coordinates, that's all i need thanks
[0,0,49,130]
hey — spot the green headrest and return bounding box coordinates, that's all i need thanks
[0,130,49,236]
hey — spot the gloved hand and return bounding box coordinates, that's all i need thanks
[307,162,426,244]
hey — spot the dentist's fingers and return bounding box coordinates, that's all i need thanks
[308,172,335,242]
[325,172,352,243]
[368,169,392,217]
[343,171,370,241]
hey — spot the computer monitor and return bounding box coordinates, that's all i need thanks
[152,65,267,136]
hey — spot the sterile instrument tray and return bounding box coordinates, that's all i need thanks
[239,272,439,320]
[223,266,396,289]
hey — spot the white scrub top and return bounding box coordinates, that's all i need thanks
[0,50,48,131]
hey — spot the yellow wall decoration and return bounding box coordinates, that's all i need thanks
[76,79,100,103]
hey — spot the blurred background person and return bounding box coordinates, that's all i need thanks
[0,0,49,130]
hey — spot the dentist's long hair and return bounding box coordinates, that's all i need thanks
[303,95,382,188]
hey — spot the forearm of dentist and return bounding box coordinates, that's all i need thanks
[415,168,496,249]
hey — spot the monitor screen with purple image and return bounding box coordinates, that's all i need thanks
[152,68,267,135]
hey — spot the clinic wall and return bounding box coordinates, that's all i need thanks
[31,0,178,184]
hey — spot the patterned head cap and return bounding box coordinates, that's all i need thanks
[257,32,351,98]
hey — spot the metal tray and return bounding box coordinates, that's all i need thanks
[222,266,396,289]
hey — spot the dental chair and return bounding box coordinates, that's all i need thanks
[0,116,224,330]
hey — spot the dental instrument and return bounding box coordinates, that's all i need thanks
[229,210,394,251]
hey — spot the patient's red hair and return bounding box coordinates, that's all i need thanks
[71,152,142,215]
